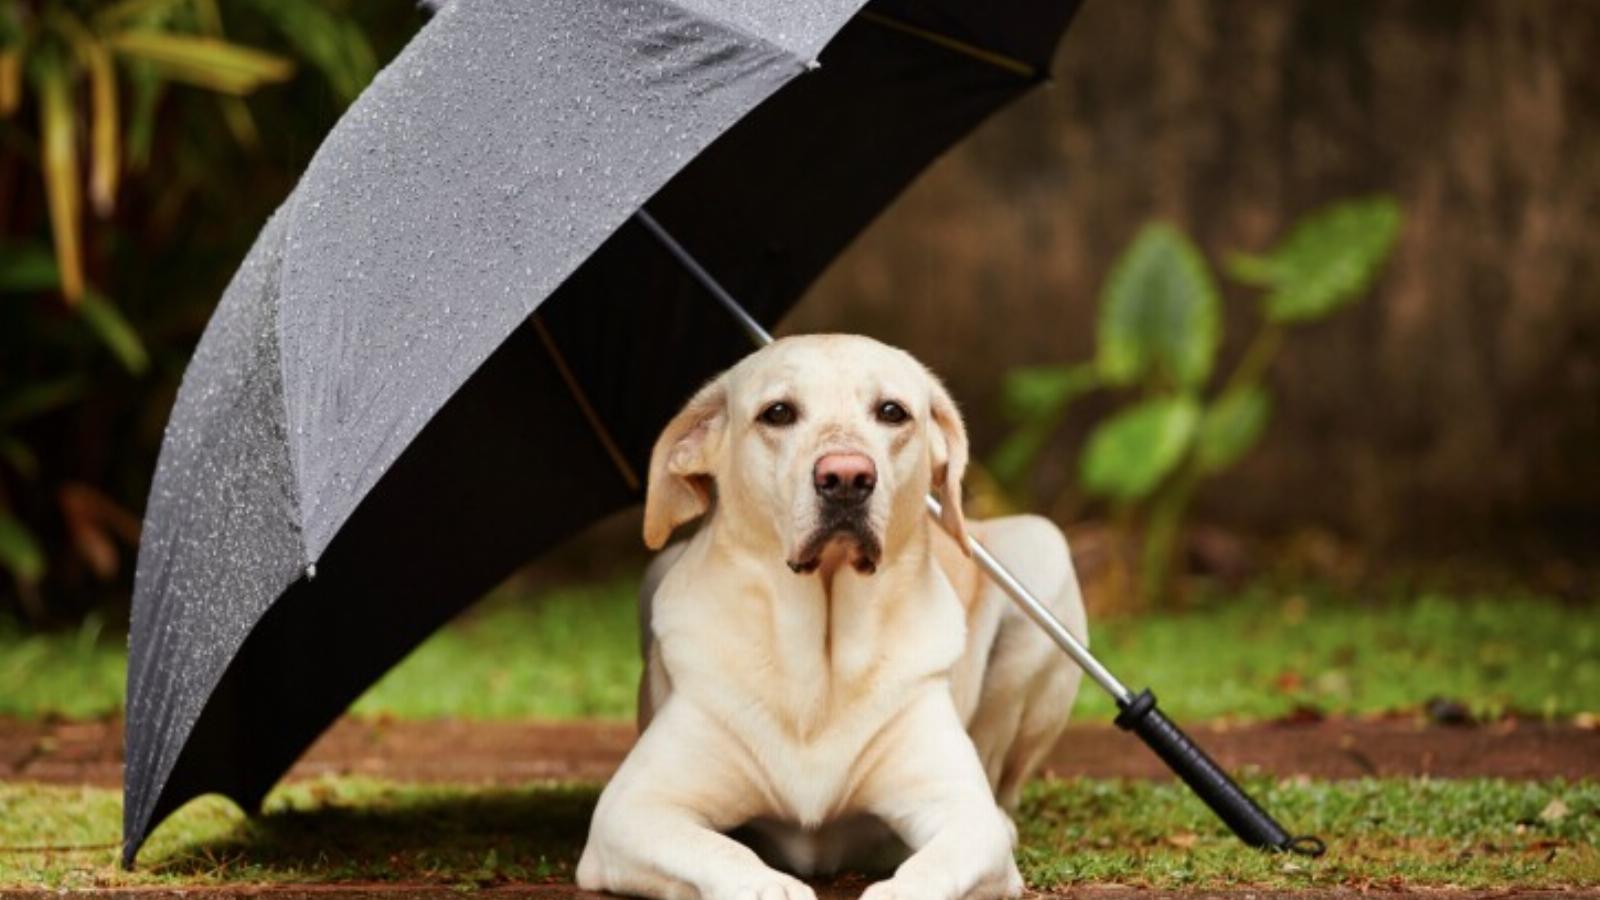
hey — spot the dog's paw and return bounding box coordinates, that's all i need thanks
[859,863,1023,900]
[726,874,817,900]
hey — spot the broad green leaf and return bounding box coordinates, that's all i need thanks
[79,290,149,374]
[1195,385,1271,473]
[0,243,61,292]
[107,32,294,95]
[988,363,1100,490]
[1097,223,1219,389]
[0,509,45,584]
[1080,395,1201,503]
[1228,196,1403,323]
[1000,363,1100,422]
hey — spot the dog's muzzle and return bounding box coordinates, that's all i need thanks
[787,512,883,575]
[786,452,882,575]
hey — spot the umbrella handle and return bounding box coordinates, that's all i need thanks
[1116,689,1326,856]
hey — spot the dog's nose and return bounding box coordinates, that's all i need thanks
[814,453,876,505]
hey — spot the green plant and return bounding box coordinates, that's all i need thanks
[989,197,1403,606]
[0,0,382,611]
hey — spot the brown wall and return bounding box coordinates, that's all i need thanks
[783,0,1600,560]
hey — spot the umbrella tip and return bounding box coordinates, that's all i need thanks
[305,563,318,581]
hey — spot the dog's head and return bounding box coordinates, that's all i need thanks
[642,335,969,575]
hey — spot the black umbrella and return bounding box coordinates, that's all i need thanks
[123,0,1318,868]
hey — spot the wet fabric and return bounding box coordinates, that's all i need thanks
[123,0,1080,865]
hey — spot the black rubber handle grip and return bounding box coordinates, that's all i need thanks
[1116,689,1324,856]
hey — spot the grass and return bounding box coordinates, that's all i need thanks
[350,578,642,720]
[3,579,1596,723]
[0,613,126,720]
[1077,584,1600,723]
[1,776,1594,890]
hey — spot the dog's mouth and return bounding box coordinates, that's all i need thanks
[786,514,882,576]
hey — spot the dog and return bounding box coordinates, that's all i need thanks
[577,335,1088,900]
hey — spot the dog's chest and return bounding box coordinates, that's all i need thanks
[653,554,970,825]
[670,621,952,825]
[701,672,924,826]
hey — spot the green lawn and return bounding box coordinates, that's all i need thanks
[2,776,1594,890]
[3,579,1595,723]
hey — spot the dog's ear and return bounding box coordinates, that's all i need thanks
[642,375,729,550]
[925,369,971,553]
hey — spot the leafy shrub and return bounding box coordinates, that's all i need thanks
[0,0,394,618]
[989,197,1403,606]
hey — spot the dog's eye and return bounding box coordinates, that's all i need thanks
[758,402,797,427]
[876,401,910,425]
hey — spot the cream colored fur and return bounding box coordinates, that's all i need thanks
[578,335,1087,900]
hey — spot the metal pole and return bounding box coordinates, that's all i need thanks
[637,209,1129,704]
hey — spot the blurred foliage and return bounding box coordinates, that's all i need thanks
[989,198,1403,608]
[0,0,425,621]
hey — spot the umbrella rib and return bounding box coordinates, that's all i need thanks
[529,314,642,494]
[855,11,1037,80]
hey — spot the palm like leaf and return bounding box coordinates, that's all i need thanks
[82,40,121,216]
[35,51,85,303]
[0,51,21,116]
[107,31,293,95]
[10,3,297,305]
[0,0,321,585]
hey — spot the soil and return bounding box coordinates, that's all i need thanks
[3,716,1596,788]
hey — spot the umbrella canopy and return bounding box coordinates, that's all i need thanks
[123,0,1081,866]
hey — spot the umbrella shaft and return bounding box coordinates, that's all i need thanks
[636,211,774,346]
[637,209,1132,705]
[925,495,1129,702]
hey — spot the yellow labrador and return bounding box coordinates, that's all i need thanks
[577,335,1087,900]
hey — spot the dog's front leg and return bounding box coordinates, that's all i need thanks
[856,695,1023,900]
[577,702,816,900]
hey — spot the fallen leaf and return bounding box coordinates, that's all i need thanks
[1165,832,1198,849]
[1539,799,1569,823]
